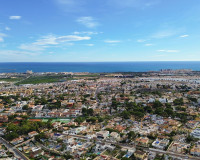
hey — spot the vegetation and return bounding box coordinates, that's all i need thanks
[16,75,70,85]
[5,120,52,141]
[0,77,23,82]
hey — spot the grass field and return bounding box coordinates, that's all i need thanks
[14,74,99,85]
[0,77,23,82]
[42,118,71,123]
[15,75,70,85]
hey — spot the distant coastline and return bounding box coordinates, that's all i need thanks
[0,61,200,73]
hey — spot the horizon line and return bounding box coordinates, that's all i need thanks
[1,61,200,63]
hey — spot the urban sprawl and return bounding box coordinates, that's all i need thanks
[0,69,200,160]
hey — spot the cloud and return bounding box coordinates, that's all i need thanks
[5,27,11,31]
[152,30,179,39]
[56,0,75,5]
[77,17,99,28]
[180,34,189,38]
[19,34,91,52]
[55,0,84,12]
[9,16,21,20]
[73,31,100,35]
[107,0,159,9]
[104,40,121,43]
[157,49,179,53]
[19,44,46,52]
[34,35,90,46]
[0,33,7,42]
[137,39,146,43]
[85,44,94,46]
[153,54,166,57]
[145,43,153,46]
[0,50,37,56]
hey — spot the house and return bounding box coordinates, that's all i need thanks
[30,147,44,158]
[110,132,120,141]
[135,137,149,147]
[168,142,190,154]
[10,137,24,145]
[190,128,200,139]
[123,149,135,158]
[96,131,109,139]
[134,150,147,160]
[68,126,87,135]
[0,115,8,123]
[28,131,38,138]
[190,145,200,157]
[148,151,156,160]
[114,125,126,133]
[152,138,170,150]
[186,121,199,129]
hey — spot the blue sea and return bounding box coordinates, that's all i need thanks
[0,62,200,73]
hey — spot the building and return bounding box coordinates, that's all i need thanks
[190,128,200,139]
[152,138,170,150]
[135,137,149,147]
[110,132,120,141]
[30,147,44,158]
[96,131,109,139]
[10,137,24,145]
[134,150,147,160]
[168,142,190,154]
[28,131,38,138]
[190,145,200,157]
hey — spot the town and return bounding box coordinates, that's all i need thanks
[0,70,200,160]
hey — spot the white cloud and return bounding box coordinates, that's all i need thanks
[0,50,37,56]
[153,54,166,57]
[157,49,179,53]
[55,0,85,12]
[0,33,7,42]
[85,44,94,46]
[34,35,90,46]
[107,0,159,8]
[19,34,91,52]
[73,31,100,35]
[137,39,146,43]
[180,34,189,38]
[152,30,177,38]
[0,38,3,42]
[9,16,21,20]
[104,40,121,43]
[151,28,185,39]
[77,17,99,28]
[56,0,75,5]
[5,27,11,31]
[145,43,153,46]
[19,44,46,51]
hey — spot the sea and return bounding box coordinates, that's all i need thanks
[0,62,200,73]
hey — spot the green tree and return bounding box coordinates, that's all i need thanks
[22,105,29,110]
[127,131,136,140]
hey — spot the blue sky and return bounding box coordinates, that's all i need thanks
[0,0,200,62]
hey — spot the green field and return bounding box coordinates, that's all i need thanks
[42,118,71,123]
[0,77,23,82]
[14,74,100,85]
[15,75,70,85]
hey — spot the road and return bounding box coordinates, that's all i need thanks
[64,133,135,150]
[65,134,200,160]
[146,148,200,160]
[0,137,29,160]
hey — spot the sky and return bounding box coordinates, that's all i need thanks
[0,0,200,62]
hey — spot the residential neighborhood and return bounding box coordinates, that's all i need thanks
[0,70,200,160]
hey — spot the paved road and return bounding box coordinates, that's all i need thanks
[65,134,200,160]
[0,137,29,160]
[65,133,135,150]
[145,148,200,160]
